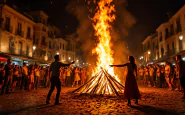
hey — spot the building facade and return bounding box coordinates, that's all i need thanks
[142,33,159,64]
[141,5,185,64]
[0,4,76,65]
[30,11,49,62]
[0,5,35,65]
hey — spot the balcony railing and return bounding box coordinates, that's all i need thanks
[165,33,169,40]
[9,47,16,54]
[26,51,29,57]
[15,29,24,37]
[48,33,55,38]
[19,50,25,56]
[166,49,175,56]
[4,25,13,33]
[26,35,33,40]
[1,24,13,33]
[41,42,47,47]
[43,27,46,32]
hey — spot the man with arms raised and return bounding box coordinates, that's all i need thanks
[46,55,74,105]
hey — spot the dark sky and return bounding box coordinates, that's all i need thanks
[7,0,185,56]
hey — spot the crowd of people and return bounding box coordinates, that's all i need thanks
[0,59,88,95]
[0,54,185,106]
[137,56,185,93]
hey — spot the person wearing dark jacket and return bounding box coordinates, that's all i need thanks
[176,55,185,99]
[1,59,14,95]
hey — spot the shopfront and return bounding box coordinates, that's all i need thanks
[0,56,7,64]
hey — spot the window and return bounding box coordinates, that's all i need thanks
[165,28,169,39]
[18,23,22,32]
[153,42,155,50]
[41,36,46,46]
[167,44,170,52]
[63,44,64,50]
[60,43,62,49]
[147,42,150,49]
[53,43,55,49]
[54,31,56,35]
[27,27,31,38]
[9,38,15,53]
[161,46,164,57]
[5,17,10,28]
[49,41,51,49]
[176,17,182,33]
[43,19,46,25]
[43,26,46,32]
[26,46,29,56]
[159,32,162,42]
[170,24,174,36]
[172,41,175,50]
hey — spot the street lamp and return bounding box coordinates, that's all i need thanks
[179,35,183,40]
[32,46,36,57]
[148,51,151,55]
[56,52,59,55]
[33,46,36,50]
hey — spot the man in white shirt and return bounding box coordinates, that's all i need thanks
[46,55,74,105]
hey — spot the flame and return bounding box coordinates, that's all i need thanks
[92,0,118,80]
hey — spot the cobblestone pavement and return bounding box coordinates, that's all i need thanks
[0,87,185,115]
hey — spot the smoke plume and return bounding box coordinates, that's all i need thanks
[66,0,136,82]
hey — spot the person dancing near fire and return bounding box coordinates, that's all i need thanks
[110,56,140,106]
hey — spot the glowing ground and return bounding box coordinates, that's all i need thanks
[0,87,184,115]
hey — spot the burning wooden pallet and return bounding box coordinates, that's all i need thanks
[73,68,124,96]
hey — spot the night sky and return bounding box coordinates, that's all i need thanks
[7,0,185,57]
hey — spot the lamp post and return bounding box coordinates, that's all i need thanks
[179,35,183,40]
[32,45,36,57]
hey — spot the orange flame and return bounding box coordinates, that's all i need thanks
[92,0,118,80]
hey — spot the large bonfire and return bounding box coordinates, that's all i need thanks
[73,0,124,96]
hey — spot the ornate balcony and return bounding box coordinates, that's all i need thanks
[15,29,24,37]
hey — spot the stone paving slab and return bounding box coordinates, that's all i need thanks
[0,87,185,115]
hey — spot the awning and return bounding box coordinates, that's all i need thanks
[0,56,7,62]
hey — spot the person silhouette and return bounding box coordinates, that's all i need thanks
[46,55,74,105]
[110,56,140,106]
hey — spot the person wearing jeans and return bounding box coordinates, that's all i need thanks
[46,55,74,105]
[1,59,14,95]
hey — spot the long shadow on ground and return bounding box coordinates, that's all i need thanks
[130,105,181,115]
[0,104,57,115]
